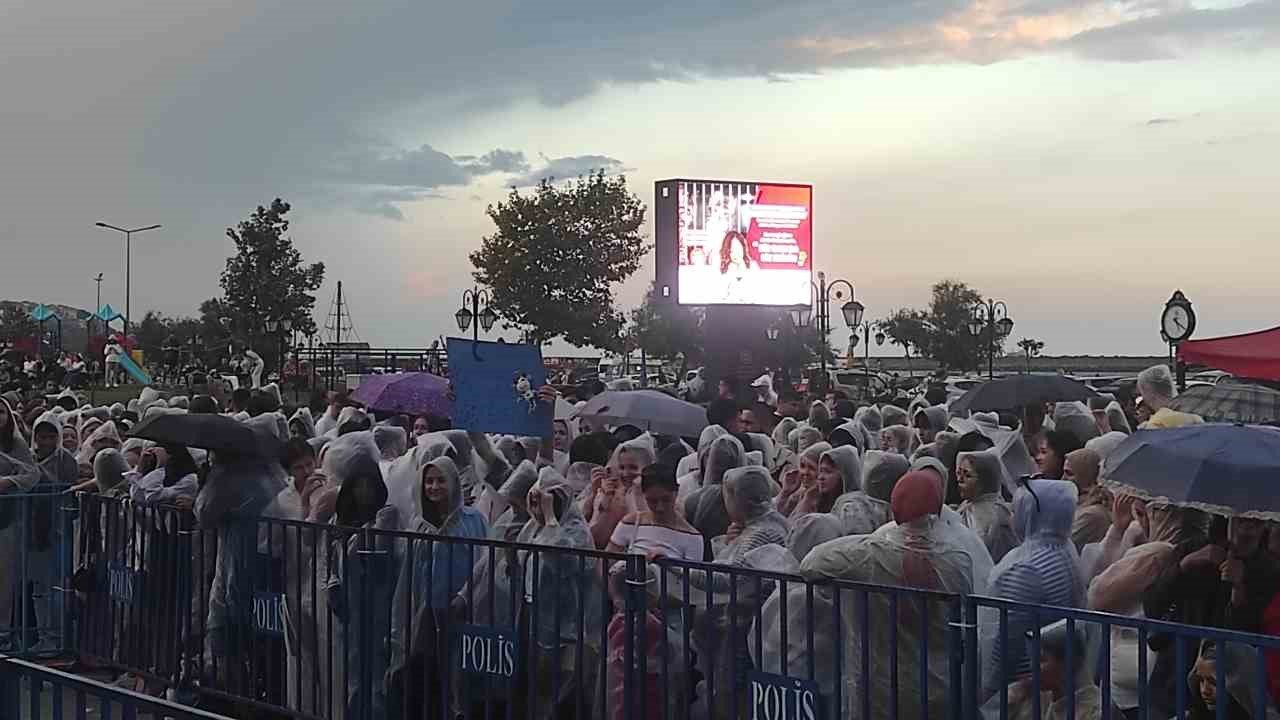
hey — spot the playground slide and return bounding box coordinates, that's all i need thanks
[117,353,153,386]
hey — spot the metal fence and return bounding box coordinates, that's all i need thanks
[55,493,1280,719]
[0,654,228,720]
[0,491,75,658]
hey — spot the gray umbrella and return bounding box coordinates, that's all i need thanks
[1168,383,1280,425]
[572,390,707,438]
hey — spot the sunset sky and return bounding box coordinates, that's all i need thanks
[3,0,1277,355]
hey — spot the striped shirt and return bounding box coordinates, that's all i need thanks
[986,543,1083,693]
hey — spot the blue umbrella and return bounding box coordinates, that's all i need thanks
[1102,424,1280,519]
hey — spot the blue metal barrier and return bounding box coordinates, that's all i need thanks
[0,491,75,658]
[67,494,1280,720]
[0,654,230,719]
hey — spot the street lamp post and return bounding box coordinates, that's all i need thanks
[95,222,161,339]
[456,287,498,343]
[788,271,860,395]
[967,300,1014,379]
[264,317,295,379]
[93,273,103,338]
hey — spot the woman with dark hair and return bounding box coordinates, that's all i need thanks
[718,230,754,275]
[1035,430,1084,480]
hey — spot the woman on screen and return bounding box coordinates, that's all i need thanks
[716,230,756,302]
[718,230,755,275]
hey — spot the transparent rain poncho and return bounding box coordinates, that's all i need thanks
[1052,401,1101,445]
[982,479,1084,697]
[956,450,1019,563]
[511,468,604,720]
[789,425,824,455]
[678,425,728,501]
[830,450,905,535]
[799,472,974,720]
[881,405,909,428]
[1104,401,1131,435]
[684,434,746,542]
[1137,364,1176,410]
[854,406,883,451]
[384,436,455,531]
[676,468,791,720]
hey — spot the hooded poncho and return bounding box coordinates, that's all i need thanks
[677,425,725,499]
[514,467,601,653]
[829,450,902,536]
[797,423,828,453]
[810,445,860,514]
[854,406,883,450]
[799,471,974,720]
[374,424,408,462]
[1137,364,1176,411]
[288,407,316,439]
[1052,401,1101,446]
[914,405,950,443]
[881,405,909,428]
[956,450,1018,563]
[76,420,121,468]
[1105,401,1131,435]
[904,457,994,595]
[91,447,130,494]
[30,411,78,487]
[684,434,746,541]
[983,479,1084,695]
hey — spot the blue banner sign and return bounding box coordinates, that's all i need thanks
[747,670,823,720]
[251,592,287,637]
[107,563,138,605]
[457,624,519,681]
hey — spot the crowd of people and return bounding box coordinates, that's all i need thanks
[1,363,1278,720]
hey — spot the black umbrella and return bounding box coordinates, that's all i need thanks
[129,412,285,459]
[948,375,1099,415]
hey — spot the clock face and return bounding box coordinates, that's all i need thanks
[1162,304,1192,340]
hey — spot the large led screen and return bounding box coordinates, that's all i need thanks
[674,181,812,306]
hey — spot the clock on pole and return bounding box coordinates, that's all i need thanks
[1161,290,1195,391]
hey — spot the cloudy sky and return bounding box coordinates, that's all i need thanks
[3,0,1278,356]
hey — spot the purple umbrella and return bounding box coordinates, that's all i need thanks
[352,372,452,417]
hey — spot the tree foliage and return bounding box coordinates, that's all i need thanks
[0,305,37,345]
[219,199,324,344]
[470,172,648,348]
[884,280,1010,372]
[1017,337,1045,357]
[878,308,931,359]
[133,312,202,364]
[626,284,704,367]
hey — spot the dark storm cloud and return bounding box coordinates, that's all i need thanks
[2,0,1276,329]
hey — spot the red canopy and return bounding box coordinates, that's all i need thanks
[1177,325,1280,381]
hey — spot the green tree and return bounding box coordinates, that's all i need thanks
[627,283,704,373]
[1017,337,1045,372]
[219,199,324,347]
[133,312,202,365]
[878,308,931,368]
[470,172,648,347]
[0,304,37,345]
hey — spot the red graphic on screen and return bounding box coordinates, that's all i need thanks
[744,185,811,271]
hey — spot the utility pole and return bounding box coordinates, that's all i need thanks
[93,273,103,338]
